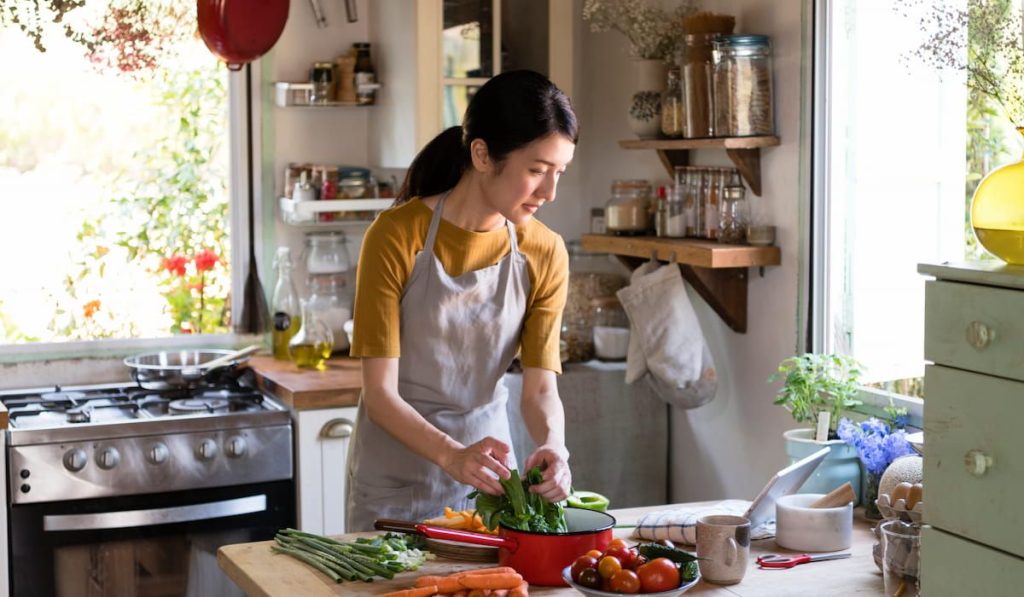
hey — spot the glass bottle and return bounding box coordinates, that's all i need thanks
[272,247,301,360]
[705,169,723,240]
[353,42,377,105]
[307,273,353,353]
[713,35,775,137]
[682,34,718,138]
[289,299,334,369]
[681,168,697,237]
[695,169,709,238]
[660,66,684,138]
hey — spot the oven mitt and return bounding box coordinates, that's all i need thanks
[616,262,717,409]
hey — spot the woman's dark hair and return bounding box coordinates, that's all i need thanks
[395,70,578,204]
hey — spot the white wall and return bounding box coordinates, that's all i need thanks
[571,0,810,502]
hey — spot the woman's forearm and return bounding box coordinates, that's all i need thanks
[520,367,567,454]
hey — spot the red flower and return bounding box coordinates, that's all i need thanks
[83,300,102,319]
[194,249,219,272]
[188,282,205,292]
[162,254,188,277]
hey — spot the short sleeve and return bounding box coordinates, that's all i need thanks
[519,234,568,373]
[350,213,413,358]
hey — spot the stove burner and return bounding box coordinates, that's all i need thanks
[168,398,230,414]
[66,405,91,423]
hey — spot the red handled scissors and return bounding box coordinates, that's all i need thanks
[756,552,851,569]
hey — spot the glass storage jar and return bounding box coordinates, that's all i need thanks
[713,35,775,137]
[591,297,629,362]
[304,231,351,275]
[605,179,653,235]
[660,66,684,138]
[719,177,750,244]
[682,33,718,138]
[307,274,353,353]
[563,241,628,363]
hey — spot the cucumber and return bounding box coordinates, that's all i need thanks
[638,542,700,564]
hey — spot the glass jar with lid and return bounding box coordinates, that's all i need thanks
[719,170,750,244]
[605,179,653,235]
[304,231,350,275]
[713,35,775,137]
[307,273,353,352]
[591,296,629,362]
[562,241,628,363]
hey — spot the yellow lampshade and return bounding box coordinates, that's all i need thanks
[971,128,1024,264]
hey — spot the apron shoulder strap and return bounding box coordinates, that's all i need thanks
[422,193,448,254]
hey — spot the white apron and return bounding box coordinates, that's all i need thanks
[346,195,531,531]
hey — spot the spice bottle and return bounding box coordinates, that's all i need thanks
[655,185,669,237]
[272,247,301,360]
[713,35,775,136]
[705,169,723,240]
[310,62,335,104]
[660,66,684,138]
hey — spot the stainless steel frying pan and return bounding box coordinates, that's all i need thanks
[123,345,260,389]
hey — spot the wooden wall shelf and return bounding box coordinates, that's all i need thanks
[619,136,780,196]
[581,234,781,333]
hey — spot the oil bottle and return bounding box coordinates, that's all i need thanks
[271,247,301,359]
[289,299,334,369]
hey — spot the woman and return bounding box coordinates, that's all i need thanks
[346,70,578,531]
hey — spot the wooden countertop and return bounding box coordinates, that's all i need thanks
[218,503,883,596]
[248,355,361,410]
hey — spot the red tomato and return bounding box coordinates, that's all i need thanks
[618,547,639,570]
[609,569,641,594]
[571,555,599,582]
[597,555,623,579]
[637,557,681,593]
[604,546,633,565]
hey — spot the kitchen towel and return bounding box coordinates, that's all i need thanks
[617,260,717,409]
[632,500,775,545]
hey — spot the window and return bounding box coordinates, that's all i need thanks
[812,0,1022,408]
[0,1,244,353]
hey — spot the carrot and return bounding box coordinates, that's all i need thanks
[508,581,529,597]
[433,577,469,594]
[491,590,509,597]
[458,573,524,591]
[454,567,517,577]
[379,585,439,597]
[451,592,468,597]
[414,576,447,588]
[466,590,487,597]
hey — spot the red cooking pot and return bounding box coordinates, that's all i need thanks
[380,509,615,587]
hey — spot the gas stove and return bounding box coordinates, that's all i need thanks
[2,369,293,505]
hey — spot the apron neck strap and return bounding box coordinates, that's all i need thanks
[423,192,520,255]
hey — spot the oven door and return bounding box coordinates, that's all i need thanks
[8,480,293,597]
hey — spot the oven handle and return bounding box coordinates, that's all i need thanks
[43,494,267,532]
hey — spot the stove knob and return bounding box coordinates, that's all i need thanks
[63,449,88,472]
[225,436,247,458]
[96,447,120,470]
[146,442,169,465]
[196,439,219,461]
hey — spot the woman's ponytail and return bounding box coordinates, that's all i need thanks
[394,126,469,204]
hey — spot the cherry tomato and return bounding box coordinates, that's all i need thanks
[571,555,599,582]
[606,537,630,552]
[586,549,603,559]
[578,567,602,589]
[632,554,648,569]
[597,555,623,579]
[609,569,641,594]
[637,557,681,593]
[604,546,632,565]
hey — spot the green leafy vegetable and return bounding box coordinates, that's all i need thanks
[469,466,568,533]
[271,529,431,583]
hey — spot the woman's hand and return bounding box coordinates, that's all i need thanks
[525,444,571,502]
[442,437,512,496]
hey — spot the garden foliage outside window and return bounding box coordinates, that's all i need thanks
[815,0,1023,399]
[0,0,232,346]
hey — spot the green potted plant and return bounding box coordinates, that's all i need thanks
[770,353,864,502]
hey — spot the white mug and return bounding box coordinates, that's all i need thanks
[696,514,751,585]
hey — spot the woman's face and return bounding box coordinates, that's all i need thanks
[478,133,576,225]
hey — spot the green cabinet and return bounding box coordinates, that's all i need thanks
[919,262,1024,593]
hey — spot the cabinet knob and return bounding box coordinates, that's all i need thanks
[320,419,354,439]
[966,321,995,350]
[964,449,993,477]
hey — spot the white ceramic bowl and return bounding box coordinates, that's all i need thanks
[775,493,853,552]
[561,566,700,597]
[343,319,354,348]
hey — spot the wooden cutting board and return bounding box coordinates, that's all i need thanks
[247,355,362,410]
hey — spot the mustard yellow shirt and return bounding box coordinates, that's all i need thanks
[351,198,568,373]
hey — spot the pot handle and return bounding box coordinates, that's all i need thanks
[415,524,517,550]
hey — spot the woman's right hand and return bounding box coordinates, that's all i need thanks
[441,437,512,496]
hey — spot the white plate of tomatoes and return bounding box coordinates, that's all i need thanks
[561,539,700,596]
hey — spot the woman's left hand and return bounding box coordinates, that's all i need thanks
[524,444,571,502]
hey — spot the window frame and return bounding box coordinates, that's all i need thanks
[810,0,924,428]
[0,64,260,362]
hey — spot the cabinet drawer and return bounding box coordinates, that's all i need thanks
[924,365,1024,557]
[925,280,1024,381]
[922,527,1024,595]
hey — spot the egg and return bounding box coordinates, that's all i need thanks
[890,482,913,505]
[906,483,923,510]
